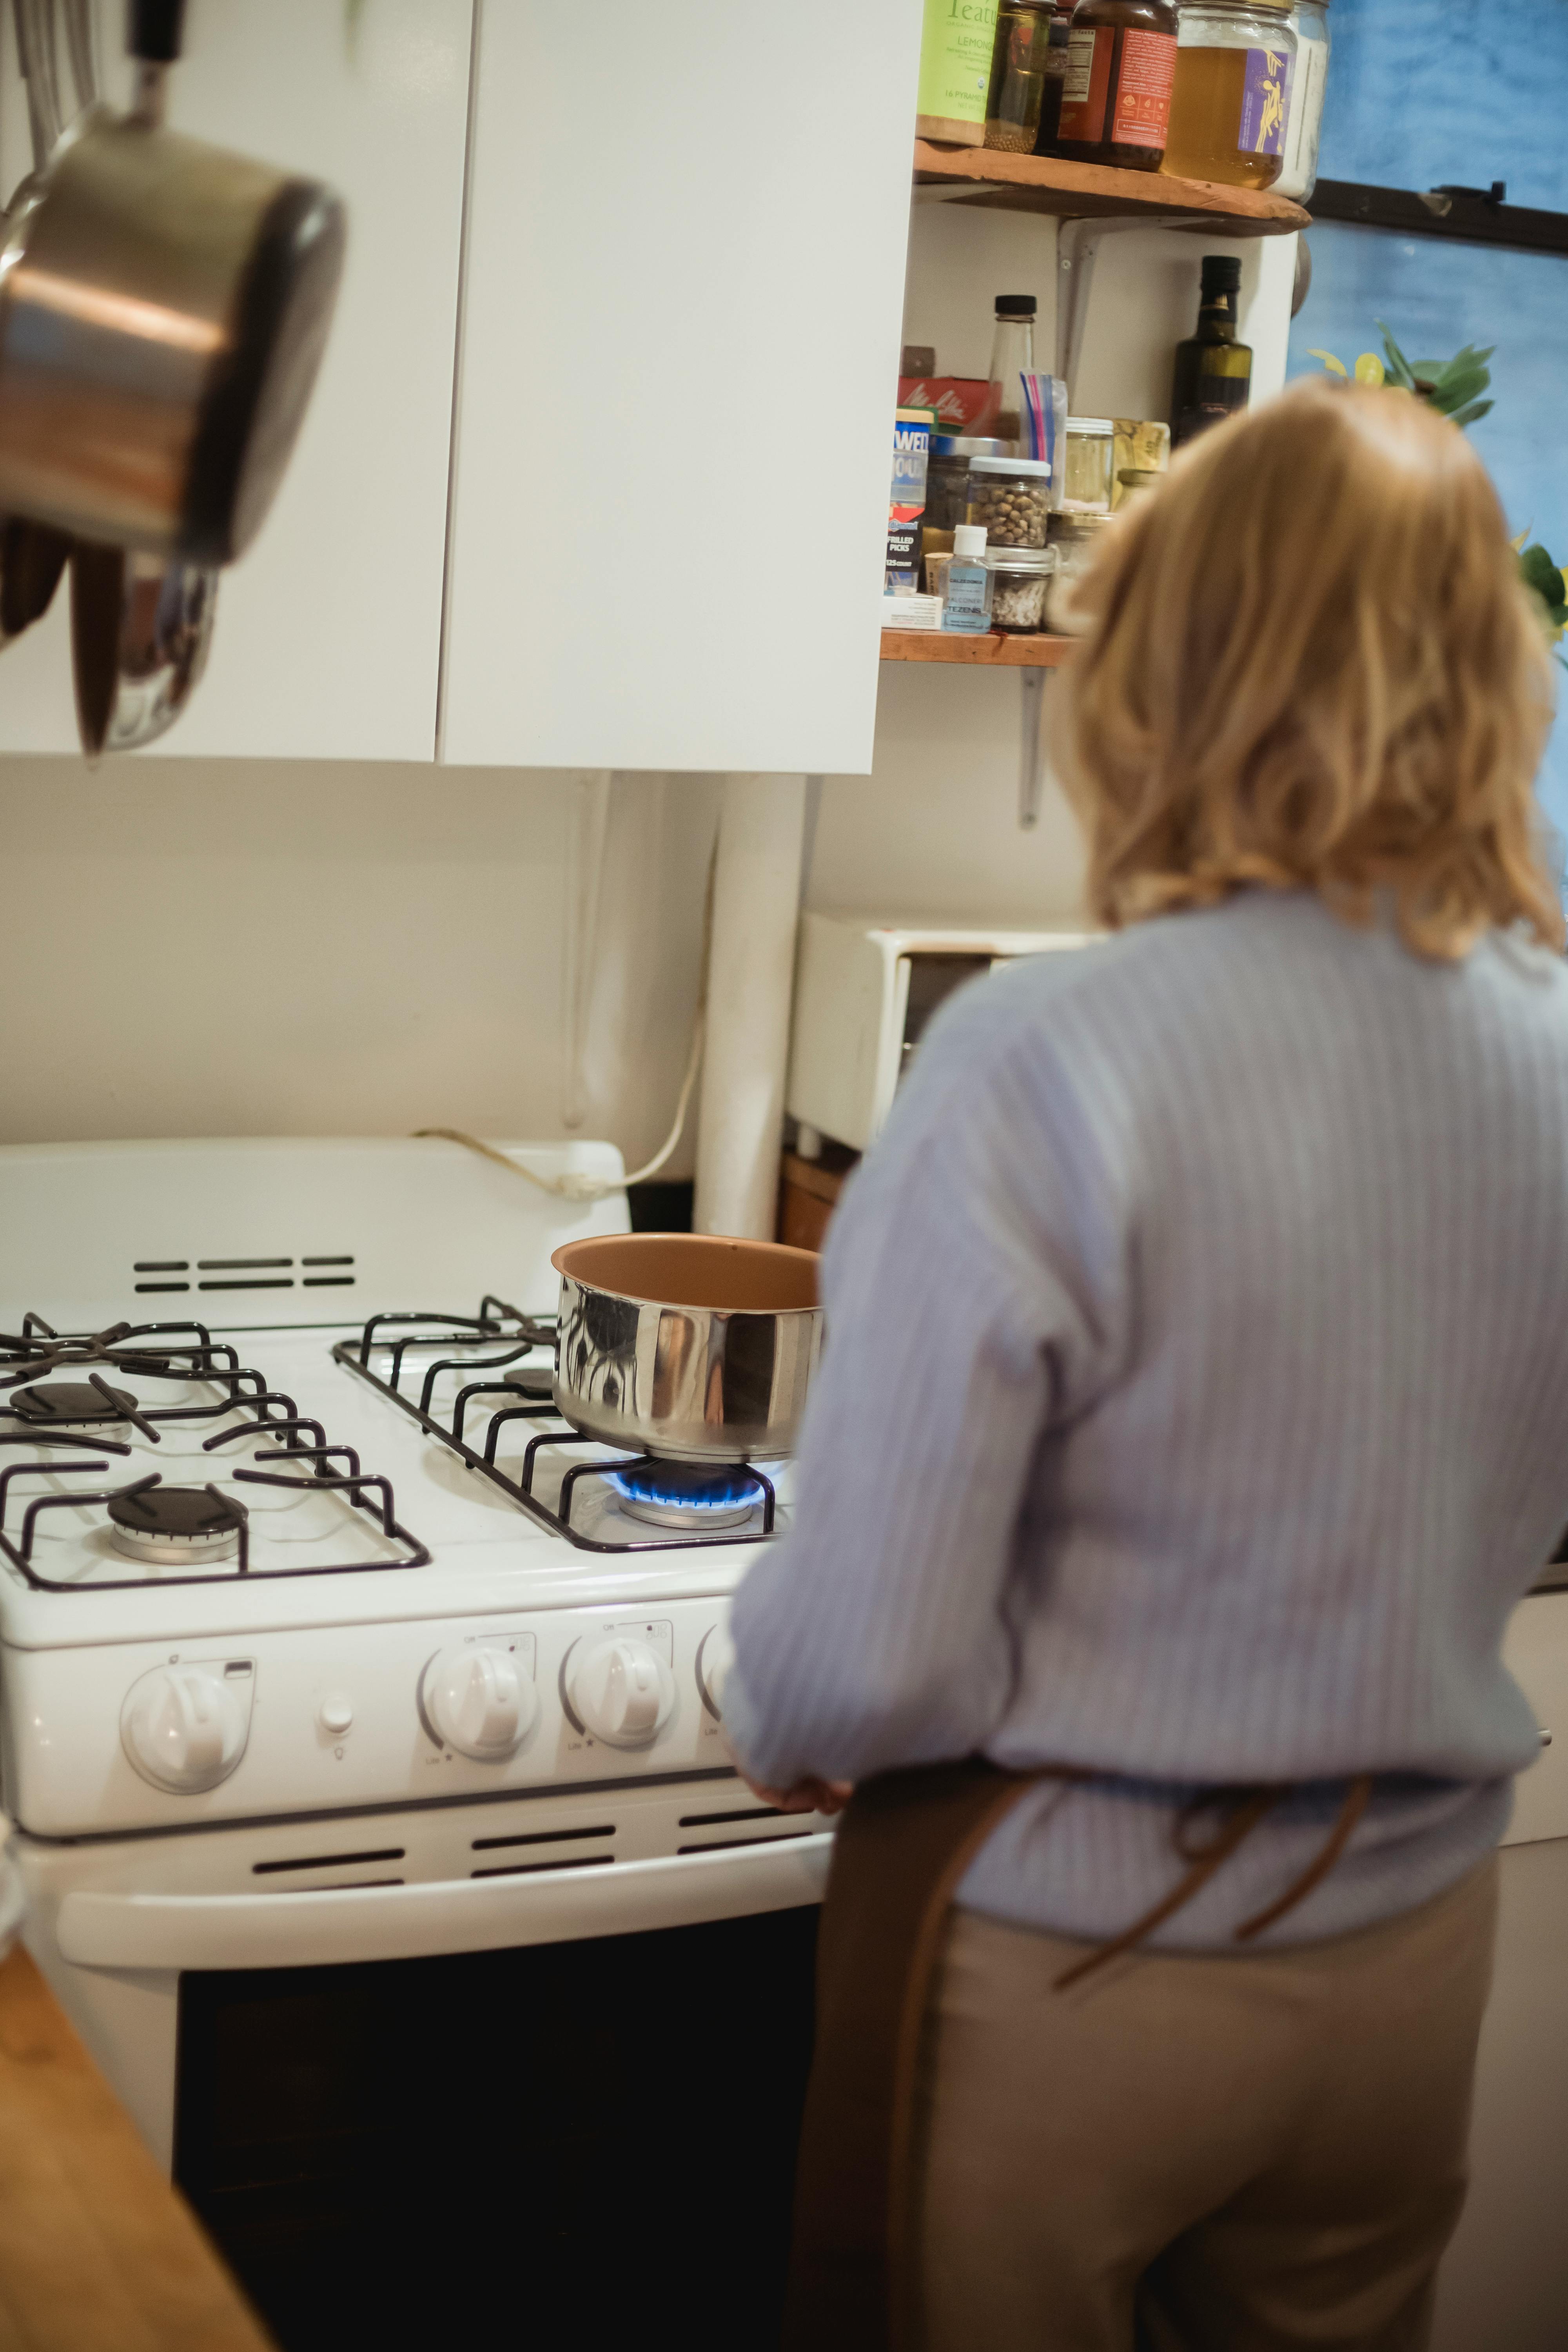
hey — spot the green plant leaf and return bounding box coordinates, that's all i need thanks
[1428,344,1494,380]
[1432,369,1492,415]
[1375,320,1416,389]
[1521,544,1568,630]
[1445,397,1494,430]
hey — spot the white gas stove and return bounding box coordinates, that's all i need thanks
[0,1138,829,2350]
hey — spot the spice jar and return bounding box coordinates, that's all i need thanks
[1056,0,1180,172]
[1062,417,1115,512]
[1275,0,1329,200]
[985,543,1057,630]
[966,455,1053,548]
[1045,512,1113,630]
[927,435,1006,532]
[1033,2,1078,153]
[1162,1,1297,189]
[985,1,1058,154]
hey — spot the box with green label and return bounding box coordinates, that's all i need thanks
[916,0,1000,147]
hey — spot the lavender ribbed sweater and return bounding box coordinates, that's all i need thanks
[725,892,1568,1948]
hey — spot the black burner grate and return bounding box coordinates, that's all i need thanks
[335,1298,776,1555]
[0,1317,430,1592]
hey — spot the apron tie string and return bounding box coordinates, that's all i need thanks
[1053,1770,1376,1991]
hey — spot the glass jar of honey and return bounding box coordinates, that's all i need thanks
[1161,0,1297,189]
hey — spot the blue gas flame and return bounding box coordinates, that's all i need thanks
[606,1461,763,1515]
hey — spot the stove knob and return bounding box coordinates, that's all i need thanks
[696,1623,735,1720]
[570,1635,677,1749]
[422,1645,537,1761]
[121,1666,248,1795]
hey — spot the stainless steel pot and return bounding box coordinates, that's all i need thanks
[551,1234,822,1464]
[0,0,345,566]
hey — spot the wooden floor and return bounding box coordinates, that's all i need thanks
[0,1944,275,2352]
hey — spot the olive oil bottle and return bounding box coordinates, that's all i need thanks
[1169,254,1252,449]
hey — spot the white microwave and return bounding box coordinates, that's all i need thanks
[786,912,1096,1154]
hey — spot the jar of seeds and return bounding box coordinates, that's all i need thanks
[965,455,1053,548]
[984,543,1057,630]
[927,435,1006,532]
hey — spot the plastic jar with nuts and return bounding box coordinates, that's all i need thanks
[984,543,1057,630]
[965,455,1053,549]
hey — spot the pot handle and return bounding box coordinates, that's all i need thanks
[128,0,184,63]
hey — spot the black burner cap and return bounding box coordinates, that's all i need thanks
[12,1380,136,1425]
[107,1486,247,1541]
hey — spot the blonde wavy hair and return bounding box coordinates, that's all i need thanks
[1063,376,1563,958]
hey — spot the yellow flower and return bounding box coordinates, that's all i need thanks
[1354,353,1386,386]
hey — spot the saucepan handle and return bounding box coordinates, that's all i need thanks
[128,0,185,64]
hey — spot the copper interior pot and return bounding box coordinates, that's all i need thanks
[550,1234,822,1463]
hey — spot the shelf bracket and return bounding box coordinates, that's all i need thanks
[1019,666,1048,831]
[1055,213,1173,409]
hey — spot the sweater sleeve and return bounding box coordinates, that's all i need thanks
[724,971,1131,1791]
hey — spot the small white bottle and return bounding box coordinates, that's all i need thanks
[941,523,993,632]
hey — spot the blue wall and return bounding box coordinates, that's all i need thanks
[1286,0,1568,866]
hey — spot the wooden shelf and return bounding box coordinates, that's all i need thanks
[880,629,1076,668]
[913,139,1309,236]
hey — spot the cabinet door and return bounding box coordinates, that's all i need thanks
[440,0,922,775]
[0,0,472,760]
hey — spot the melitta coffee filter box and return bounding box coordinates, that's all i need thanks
[888,407,934,590]
[897,374,1000,436]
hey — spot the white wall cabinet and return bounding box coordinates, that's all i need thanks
[0,0,474,761]
[439,0,924,775]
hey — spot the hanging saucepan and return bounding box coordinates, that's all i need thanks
[0,0,76,647]
[46,0,218,755]
[0,0,346,568]
[550,1235,822,1464]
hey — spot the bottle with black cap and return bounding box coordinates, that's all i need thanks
[1170,255,1252,449]
[988,294,1037,453]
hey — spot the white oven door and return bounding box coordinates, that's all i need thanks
[27,1824,833,2352]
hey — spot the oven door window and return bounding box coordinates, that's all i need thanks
[176,1904,818,2352]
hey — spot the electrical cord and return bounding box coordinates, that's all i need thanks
[415,834,717,1203]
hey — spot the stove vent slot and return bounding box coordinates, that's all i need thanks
[677,1830,814,1855]
[678,1805,784,1829]
[252,1846,405,1877]
[131,1253,356,1294]
[470,1823,615,1853]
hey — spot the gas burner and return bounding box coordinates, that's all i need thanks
[608,1459,765,1532]
[503,1366,555,1399]
[106,1485,248,1567]
[11,1381,137,1426]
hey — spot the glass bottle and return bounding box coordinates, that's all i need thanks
[985,1,1058,154]
[941,524,995,632]
[1033,2,1079,154]
[987,294,1037,453]
[1161,0,1297,191]
[1169,254,1252,448]
[1055,0,1180,173]
[1274,0,1330,201]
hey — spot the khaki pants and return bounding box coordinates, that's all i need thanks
[913,1858,1498,2352]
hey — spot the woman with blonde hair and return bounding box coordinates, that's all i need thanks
[725,376,1568,2351]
